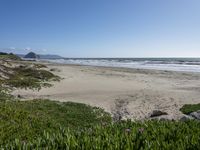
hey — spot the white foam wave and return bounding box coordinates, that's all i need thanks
[46,58,200,73]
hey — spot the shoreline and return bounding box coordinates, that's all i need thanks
[41,57,200,73]
[13,60,200,120]
[38,59,200,75]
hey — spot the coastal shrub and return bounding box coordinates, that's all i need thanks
[3,66,60,90]
[180,103,200,114]
[13,67,60,81]
[0,57,60,91]
[6,77,43,90]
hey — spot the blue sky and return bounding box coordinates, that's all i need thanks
[0,0,200,57]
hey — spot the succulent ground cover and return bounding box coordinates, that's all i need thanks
[0,99,111,146]
[1,117,200,149]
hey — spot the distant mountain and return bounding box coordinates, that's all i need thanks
[17,53,63,59]
[24,52,40,59]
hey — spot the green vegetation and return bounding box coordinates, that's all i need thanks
[0,97,200,149]
[0,56,60,97]
[180,103,200,115]
[5,67,60,90]
[0,99,111,145]
[0,86,13,101]
[1,115,200,149]
[0,52,21,60]
[1,59,200,149]
[0,63,60,91]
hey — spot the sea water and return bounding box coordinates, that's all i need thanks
[45,58,200,73]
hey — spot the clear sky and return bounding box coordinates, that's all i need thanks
[0,0,200,57]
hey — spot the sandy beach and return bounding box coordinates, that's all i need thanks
[13,62,200,120]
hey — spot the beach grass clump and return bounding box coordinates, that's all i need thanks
[4,66,60,90]
[0,56,60,90]
[5,77,50,91]
[180,103,200,114]
[13,67,60,81]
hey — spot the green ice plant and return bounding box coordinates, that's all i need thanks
[1,120,200,149]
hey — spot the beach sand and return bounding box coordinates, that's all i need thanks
[12,62,200,120]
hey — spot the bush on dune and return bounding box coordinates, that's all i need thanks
[2,65,60,91]
[180,103,200,115]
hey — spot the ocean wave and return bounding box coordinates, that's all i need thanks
[45,58,200,73]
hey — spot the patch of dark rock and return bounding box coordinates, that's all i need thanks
[150,110,168,118]
[24,52,40,59]
[180,115,194,122]
[189,110,200,120]
[17,94,24,99]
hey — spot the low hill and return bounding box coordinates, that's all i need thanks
[0,52,21,60]
[24,52,40,59]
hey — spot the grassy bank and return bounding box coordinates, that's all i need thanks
[0,99,200,149]
[0,97,199,149]
[1,104,200,150]
[0,99,111,145]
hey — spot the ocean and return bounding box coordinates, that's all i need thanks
[45,58,200,73]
